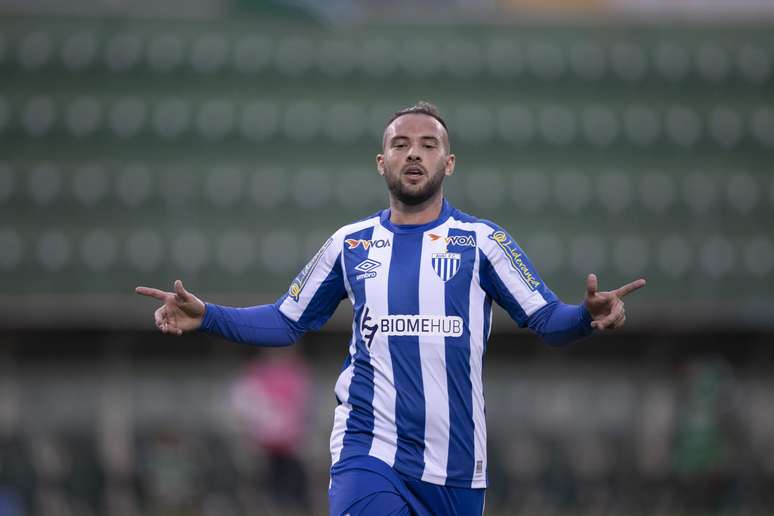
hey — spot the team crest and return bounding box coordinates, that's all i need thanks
[431,252,461,282]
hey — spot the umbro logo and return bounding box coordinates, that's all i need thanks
[354,259,381,273]
[354,258,381,280]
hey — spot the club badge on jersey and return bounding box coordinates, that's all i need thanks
[432,252,461,282]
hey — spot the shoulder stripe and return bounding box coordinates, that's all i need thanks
[336,216,382,240]
[279,216,380,322]
[463,219,548,317]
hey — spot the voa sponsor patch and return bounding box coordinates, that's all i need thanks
[345,238,391,250]
[428,233,476,247]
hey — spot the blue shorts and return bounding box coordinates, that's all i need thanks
[328,455,485,516]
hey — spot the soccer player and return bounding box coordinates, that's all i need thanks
[136,101,645,516]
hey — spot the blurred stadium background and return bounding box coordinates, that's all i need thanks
[2,0,774,514]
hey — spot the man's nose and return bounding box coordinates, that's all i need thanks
[407,150,422,162]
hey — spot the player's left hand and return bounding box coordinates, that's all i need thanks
[584,273,646,331]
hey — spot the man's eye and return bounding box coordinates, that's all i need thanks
[423,144,436,149]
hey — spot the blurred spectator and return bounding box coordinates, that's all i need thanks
[635,376,675,511]
[672,357,739,513]
[63,432,104,515]
[230,347,312,513]
[0,358,33,516]
[0,436,33,516]
[136,426,203,514]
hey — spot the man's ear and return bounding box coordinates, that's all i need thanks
[376,154,385,176]
[445,154,456,177]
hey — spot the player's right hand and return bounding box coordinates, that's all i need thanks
[135,280,205,336]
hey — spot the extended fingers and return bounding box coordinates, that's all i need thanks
[136,286,169,300]
[614,278,646,298]
[585,274,598,298]
[173,279,190,303]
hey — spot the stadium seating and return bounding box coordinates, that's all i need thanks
[2,16,772,324]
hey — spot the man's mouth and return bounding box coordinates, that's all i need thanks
[403,166,425,177]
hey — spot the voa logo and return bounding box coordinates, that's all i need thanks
[345,239,391,250]
[428,233,476,247]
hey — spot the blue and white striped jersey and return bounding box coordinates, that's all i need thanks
[277,199,571,489]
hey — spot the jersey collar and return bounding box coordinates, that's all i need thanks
[379,198,454,234]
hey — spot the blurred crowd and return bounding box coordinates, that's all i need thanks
[1,342,774,516]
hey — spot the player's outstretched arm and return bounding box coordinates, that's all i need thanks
[136,280,304,345]
[583,273,646,331]
[135,280,205,336]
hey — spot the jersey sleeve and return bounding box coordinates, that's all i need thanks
[478,222,558,326]
[198,231,346,345]
[276,232,347,332]
[477,222,593,344]
[199,302,303,346]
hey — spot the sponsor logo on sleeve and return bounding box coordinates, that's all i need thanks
[288,237,333,301]
[488,230,541,290]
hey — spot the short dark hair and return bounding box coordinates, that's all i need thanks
[383,101,450,151]
[386,100,448,131]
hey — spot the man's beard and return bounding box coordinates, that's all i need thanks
[383,164,446,206]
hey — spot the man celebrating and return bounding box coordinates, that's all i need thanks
[136,101,645,516]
